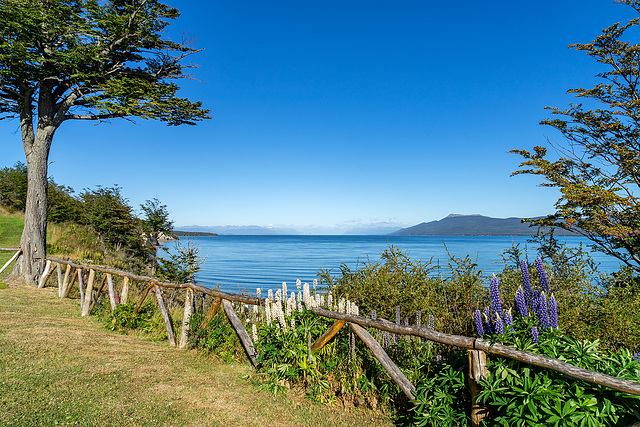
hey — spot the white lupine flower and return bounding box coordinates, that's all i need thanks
[252,324,258,343]
[338,298,345,313]
[268,289,273,303]
[256,288,261,299]
[275,289,282,302]
[327,292,333,310]
[265,301,272,325]
[290,317,295,329]
[297,291,304,312]
[282,282,287,300]
[313,279,318,291]
[285,296,293,318]
[296,279,301,289]
[274,300,287,332]
[353,304,359,316]
[315,293,321,307]
[303,282,313,308]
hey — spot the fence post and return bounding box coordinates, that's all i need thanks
[468,349,489,427]
[81,269,95,316]
[37,260,53,288]
[154,284,176,347]
[0,249,21,275]
[56,263,63,297]
[179,288,194,349]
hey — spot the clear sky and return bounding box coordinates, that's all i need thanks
[0,1,632,234]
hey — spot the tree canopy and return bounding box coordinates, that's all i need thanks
[0,0,210,126]
[512,0,640,273]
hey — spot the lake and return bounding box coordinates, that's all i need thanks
[161,235,622,293]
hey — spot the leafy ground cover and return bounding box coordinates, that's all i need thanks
[0,285,392,426]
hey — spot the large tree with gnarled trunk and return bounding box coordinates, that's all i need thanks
[0,0,209,284]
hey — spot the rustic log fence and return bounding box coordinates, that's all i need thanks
[32,255,640,427]
[0,247,21,276]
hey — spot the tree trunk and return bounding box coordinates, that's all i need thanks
[7,129,54,285]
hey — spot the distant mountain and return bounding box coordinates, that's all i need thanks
[176,225,299,235]
[393,214,576,236]
[173,231,219,237]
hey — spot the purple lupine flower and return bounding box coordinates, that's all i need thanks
[514,286,529,318]
[539,292,550,330]
[490,276,503,318]
[435,355,443,362]
[474,309,484,336]
[404,317,409,327]
[531,289,541,321]
[428,314,435,330]
[504,308,514,332]
[535,258,550,293]
[371,310,377,321]
[531,326,539,343]
[632,353,640,363]
[548,293,558,330]
[416,310,422,327]
[484,306,493,334]
[520,260,533,302]
[494,313,504,335]
[395,306,401,324]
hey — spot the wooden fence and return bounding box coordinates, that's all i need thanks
[0,248,21,276]
[28,256,640,426]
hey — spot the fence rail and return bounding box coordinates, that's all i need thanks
[32,255,640,427]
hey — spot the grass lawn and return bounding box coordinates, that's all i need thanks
[0,285,393,426]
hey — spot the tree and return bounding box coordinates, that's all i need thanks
[140,197,173,264]
[0,0,209,284]
[512,0,640,274]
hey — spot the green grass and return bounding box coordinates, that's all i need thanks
[0,211,23,281]
[0,286,392,427]
[0,211,22,248]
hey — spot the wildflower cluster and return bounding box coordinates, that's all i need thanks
[474,258,558,343]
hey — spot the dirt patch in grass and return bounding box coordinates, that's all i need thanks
[0,285,393,426]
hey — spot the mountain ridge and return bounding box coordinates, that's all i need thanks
[393,214,575,236]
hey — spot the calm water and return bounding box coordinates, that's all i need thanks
[162,235,622,292]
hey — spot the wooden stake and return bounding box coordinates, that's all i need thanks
[154,284,176,347]
[222,299,259,367]
[179,288,194,349]
[121,276,130,304]
[56,263,63,297]
[133,283,154,316]
[37,260,53,288]
[469,350,489,427]
[88,274,108,315]
[107,274,117,311]
[349,322,416,401]
[198,297,222,330]
[311,320,346,351]
[77,269,85,309]
[60,264,71,298]
[0,249,21,275]
[81,269,95,316]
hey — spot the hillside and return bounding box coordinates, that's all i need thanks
[393,214,576,236]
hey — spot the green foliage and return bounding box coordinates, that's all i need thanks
[478,333,640,426]
[511,0,640,273]
[188,309,244,362]
[0,0,210,125]
[158,239,204,283]
[410,352,470,427]
[0,162,27,212]
[321,246,489,337]
[79,185,144,257]
[0,162,79,223]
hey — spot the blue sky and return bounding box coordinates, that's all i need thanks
[0,1,632,233]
